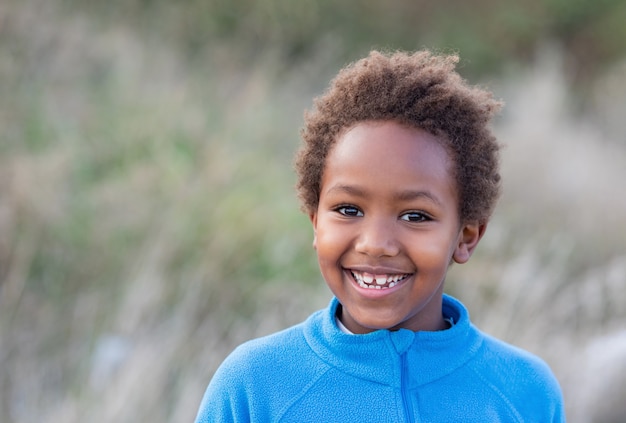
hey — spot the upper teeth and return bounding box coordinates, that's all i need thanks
[351,271,409,289]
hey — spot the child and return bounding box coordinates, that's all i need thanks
[195,50,565,422]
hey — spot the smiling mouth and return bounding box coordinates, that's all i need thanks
[350,270,411,290]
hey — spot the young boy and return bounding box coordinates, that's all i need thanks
[195,50,565,422]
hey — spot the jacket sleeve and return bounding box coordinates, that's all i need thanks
[551,383,567,423]
[194,354,252,423]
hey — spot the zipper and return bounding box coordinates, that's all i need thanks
[401,353,415,422]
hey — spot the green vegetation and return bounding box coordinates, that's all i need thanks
[1,0,625,421]
[58,0,626,82]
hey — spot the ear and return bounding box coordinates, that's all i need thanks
[309,213,318,250]
[452,222,487,264]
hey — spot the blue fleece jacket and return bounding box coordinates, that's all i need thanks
[195,294,565,422]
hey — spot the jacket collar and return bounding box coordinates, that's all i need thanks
[303,294,483,388]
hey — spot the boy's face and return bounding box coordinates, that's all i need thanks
[310,120,484,334]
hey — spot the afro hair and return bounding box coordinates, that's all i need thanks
[295,49,503,224]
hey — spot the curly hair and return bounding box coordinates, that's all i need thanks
[294,49,503,224]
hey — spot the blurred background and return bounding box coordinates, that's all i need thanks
[1,0,625,421]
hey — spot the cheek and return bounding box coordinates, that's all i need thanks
[315,229,340,257]
[315,221,350,258]
[314,229,345,283]
[411,234,457,268]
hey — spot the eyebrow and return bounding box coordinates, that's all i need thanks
[325,184,443,206]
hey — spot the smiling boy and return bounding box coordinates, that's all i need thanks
[195,50,565,422]
[312,121,476,335]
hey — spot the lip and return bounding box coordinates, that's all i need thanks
[343,268,412,298]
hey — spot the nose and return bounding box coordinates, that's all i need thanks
[354,217,400,258]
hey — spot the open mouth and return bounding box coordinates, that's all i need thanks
[350,270,411,290]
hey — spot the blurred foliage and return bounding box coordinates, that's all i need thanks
[1,0,625,421]
[58,0,626,83]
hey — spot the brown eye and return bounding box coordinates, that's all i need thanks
[400,212,429,222]
[337,206,363,217]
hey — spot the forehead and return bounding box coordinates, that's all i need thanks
[322,120,457,201]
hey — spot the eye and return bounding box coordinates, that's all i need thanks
[400,211,430,222]
[335,205,363,217]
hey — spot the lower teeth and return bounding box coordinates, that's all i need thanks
[358,280,398,290]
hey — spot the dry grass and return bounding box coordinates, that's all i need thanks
[0,2,625,422]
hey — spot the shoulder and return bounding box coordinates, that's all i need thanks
[477,333,558,385]
[195,313,333,422]
[218,321,320,384]
[470,332,565,420]
[210,305,333,392]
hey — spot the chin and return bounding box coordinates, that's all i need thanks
[351,314,405,332]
